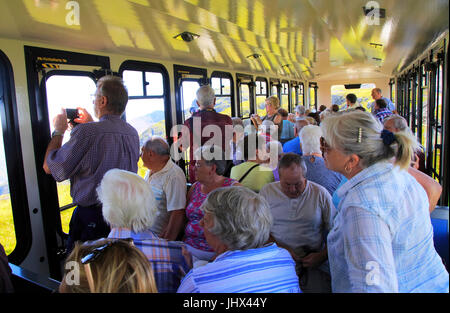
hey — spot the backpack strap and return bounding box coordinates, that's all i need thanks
[238,163,260,183]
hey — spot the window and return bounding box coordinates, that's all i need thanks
[281,82,289,111]
[331,83,376,110]
[0,110,14,255]
[211,73,233,116]
[299,83,304,106]
[255,78,268,116]
[45,74,97,234]
[291,85,298,110]
[181,80,200,121]
[309,82,318,111]
[240,84,251,118]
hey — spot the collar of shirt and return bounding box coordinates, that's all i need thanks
[108,227,159,241]
[336,161,393,201]
[148,159,174,178]
[99,114,122,121]
[213,242,278,262]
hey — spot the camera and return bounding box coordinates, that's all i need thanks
[65,108,79,126]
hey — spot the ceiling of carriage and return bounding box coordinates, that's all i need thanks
[0,0,448,81]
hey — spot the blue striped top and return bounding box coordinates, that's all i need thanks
[177,243,301,293]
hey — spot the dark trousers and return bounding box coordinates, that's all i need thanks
[66,203,110,254]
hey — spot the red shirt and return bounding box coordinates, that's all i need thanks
[182,109,232,182]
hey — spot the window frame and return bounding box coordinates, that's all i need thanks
[119,60,172,143]
[236,73,254,119]
[210,71,235,117]
[0,50,31,263]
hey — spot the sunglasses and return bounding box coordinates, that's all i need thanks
[81,238,134,265]
[80,238,134,293]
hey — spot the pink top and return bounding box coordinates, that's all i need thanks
[183,178,237,251]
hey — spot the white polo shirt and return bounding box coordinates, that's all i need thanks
[144,159,187,235]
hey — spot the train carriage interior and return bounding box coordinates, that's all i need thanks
[0,0,448,293]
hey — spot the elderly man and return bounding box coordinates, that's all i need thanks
[368,88,395,113]
[43,75,140,252]
[177,186,300,293]
[260,153,335,293]
[282,119,309,154]
[295,105,307,119]
[98,169,191,293]
[141,136,187,240]
[182,85,232,182]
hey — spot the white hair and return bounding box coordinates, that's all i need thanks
[201,186,273,250]
[196,85,216,109]
[260,120,278,137]
[97,169,157,233]
[299,125,322,155]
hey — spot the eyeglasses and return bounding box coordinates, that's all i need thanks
[320,137,332,153]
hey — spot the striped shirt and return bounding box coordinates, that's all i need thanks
[177,243,301,293]
[109,228,190,293]
[47,115,140,206]
[328,162,449,293]
[374,108,393,124]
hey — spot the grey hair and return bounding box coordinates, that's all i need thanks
[299,125,322,155]
[295,105,306,115]
[196,85,216,109]
[231,117,244,128]
[194,145,227,175]
[266,140,283,157]
[320,110,418,170]
[98,169,157,233]
[277,153,307,176]
[97,76,129,115]
[383,114,408,131]
[201,186,273,250]
[143,136,170,156]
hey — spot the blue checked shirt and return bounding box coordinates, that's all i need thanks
[177,243,301,293]
[109,228,191,293]
[328,162,449,293]
[47,115,140,207]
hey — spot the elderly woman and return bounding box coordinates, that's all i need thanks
[177,186,301,293]
[60,239,158,293]
[97,169,190,293]
[299,125,343,195]
[230,134,275,192]
[320,110,449,292]
[183,145,241,264]
[250,96,283,139]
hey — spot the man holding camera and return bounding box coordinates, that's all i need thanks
[43,75,140,253]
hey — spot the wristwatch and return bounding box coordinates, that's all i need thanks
[51,130,64,138]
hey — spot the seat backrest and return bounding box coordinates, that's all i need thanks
[430,206,449,269]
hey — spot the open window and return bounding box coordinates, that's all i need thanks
[255,77,268,116]
[236,73,254,119]
[211,71,234,117]
[280,81,290,112]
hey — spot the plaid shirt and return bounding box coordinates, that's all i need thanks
[374,108,393,124]
[109,228,190,293]
[328,162,449,292]
[47,115,140,206]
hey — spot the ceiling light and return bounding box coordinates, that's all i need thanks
[247,53,262,59]
[173,32,200,42]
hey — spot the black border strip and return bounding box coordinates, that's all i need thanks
[0,50,32,264]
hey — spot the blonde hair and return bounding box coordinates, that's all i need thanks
[265,96,280,110]
[320,110,418,169]
[61,239,157,293]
